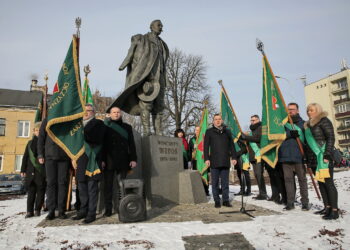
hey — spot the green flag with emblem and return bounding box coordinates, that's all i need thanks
[260,55,288,168]
[195,108,209,185]
[46,35,85,162]
[82,77,93,104]
[220,89,250,170]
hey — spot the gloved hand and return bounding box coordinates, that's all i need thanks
[290,130,299,139]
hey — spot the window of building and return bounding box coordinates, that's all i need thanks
[336,103,350,113]
[345,119,350,127]
[17,121,30,137]
[0,118,5,136]
[337,78,347,89]
[14,155,23,172]
[0,155,3,172]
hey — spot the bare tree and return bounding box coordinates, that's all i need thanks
[163,48,216,137]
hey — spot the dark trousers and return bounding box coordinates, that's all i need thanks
[211,167,230,202]
[318,167,338,209]
[104,168,128,211]
[236,167,251,193]
[45,160,69,212]
[78,180,99,217]
[283,163,309,205]
[252,162,267,196]
[26,178,45,213]
[266,163,286,202]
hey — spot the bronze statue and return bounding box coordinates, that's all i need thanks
[110,20,169,136]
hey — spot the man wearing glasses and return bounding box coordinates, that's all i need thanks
[73,104,106,223]
[241,115,268,200]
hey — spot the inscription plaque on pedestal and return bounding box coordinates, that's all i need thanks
[142,135,183,207]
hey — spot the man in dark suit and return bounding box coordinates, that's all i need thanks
[38,118,70,220]
[73,104,106,223]
[204,114,237,208]
[21,122,46,218]
[102,107,137,216]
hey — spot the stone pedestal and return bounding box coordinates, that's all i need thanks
[179,170,207,204]
[142,135,183,207]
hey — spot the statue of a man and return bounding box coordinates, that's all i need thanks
[110,20,169,136]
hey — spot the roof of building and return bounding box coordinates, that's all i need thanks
[307,68,350,86]
[0,89,42,108]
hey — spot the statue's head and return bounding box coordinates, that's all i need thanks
[150,20,163,35]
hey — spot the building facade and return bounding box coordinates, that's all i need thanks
[304,67,350,151]
[0,88,41,174]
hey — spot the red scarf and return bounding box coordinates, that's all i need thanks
[181,137,189,150]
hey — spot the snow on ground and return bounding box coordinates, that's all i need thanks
[0,169,349,250]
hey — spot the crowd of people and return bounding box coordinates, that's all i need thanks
[20,101,340,224]
[21,105,137,224]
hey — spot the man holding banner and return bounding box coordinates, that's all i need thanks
[38,35,85,220]
[241,115,268,200]
[278,103,309,211]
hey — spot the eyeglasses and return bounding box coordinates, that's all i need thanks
[86,110,94,112]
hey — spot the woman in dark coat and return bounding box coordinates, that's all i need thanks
[174,129,190,169]
[20,122,46,218]
[305,103,339,220]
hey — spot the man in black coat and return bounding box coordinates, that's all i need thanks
[204,114,237,208]
[38,118,70,220]
[73,104,106,223]
[21,122,46,218]
[102,107,137,216]
[278,103,309,210]
[240,115,268,200]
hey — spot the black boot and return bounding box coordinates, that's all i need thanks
[222,201,232,207]
[103,209,112,217]
[83,215,96,224]
[34,210,41,217]
[25,212,34,218]
[72,212,86,220]
[214,201,221,208]
[321,207,331,219]
[323,209,339,220]
[46,211,55,220]
[58,211,68,219]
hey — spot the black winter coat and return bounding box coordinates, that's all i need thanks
[21,136,45,187]
[204,125,237,168]
[103,119,137,171]
[305,112,335,169]
[76,118,106,182]
[241,122,262,162]
[37,118,70,161]
[278,114,305,163]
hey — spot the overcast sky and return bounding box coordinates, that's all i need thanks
[1,0,349,129]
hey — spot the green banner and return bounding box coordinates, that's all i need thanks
[195,108,209,185]
[46,35,85,162]
[82,77,94,104]
[220,90,250,170]
[260,56,288,168]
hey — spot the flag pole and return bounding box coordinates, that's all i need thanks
[217,80,243,132]
[66,17,82,211]
[256,38,321,200]
[42,73,48,120]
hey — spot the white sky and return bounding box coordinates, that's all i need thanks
[1,0,349,128]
